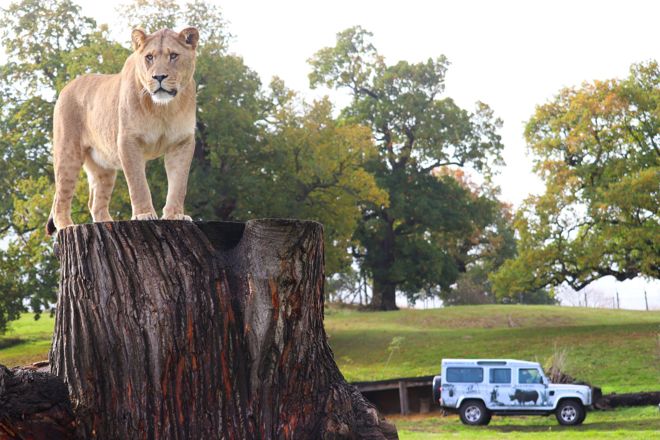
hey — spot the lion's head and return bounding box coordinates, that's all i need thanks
[131,27,199,105]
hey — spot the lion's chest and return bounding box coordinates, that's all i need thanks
[137,113,195,160]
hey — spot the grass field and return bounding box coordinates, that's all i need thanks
[0,312,55,366]
[326,305,660,394]
[392,406,659,439]
[2,305,659,438]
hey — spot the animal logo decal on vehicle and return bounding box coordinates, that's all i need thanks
[510,389,539,405]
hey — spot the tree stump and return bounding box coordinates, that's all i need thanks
[50,220,397,440]
[0,364,76,439]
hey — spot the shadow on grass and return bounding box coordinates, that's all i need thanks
[0,338,23,349]
[489,419,658,433]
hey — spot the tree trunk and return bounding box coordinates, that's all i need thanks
[368,218,398,311]
[50,220,397,440]
[370,279,398,311]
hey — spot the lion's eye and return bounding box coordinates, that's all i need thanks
[170,53,178,61]
[145,54,153,62]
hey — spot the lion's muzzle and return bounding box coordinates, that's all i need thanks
[154,87,177,96]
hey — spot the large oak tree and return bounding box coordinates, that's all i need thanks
[309,27,505,309]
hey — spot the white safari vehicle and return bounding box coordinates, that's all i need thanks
[432,359,592,426]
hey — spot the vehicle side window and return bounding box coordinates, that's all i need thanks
[446,367,483,383]
[489,368,511,384]
[518,368,543,384]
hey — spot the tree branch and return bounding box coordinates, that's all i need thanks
[380,123,397,169]
[396,125,415,169]
[421,159,465,174]
[357,87,379,100]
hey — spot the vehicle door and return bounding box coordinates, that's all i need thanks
[511,367,552,408]
[441,366,484,408]
[486,367,515,409]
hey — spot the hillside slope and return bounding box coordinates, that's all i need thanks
[325,305,660,394]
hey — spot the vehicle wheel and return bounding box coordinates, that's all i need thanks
[459,400,490,426]
[555,400,585,425]
[432,376,442,404]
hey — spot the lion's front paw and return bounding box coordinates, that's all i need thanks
[133,212,159,221]
[161,213,193,221]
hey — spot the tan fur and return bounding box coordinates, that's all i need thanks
[48,27,200,234]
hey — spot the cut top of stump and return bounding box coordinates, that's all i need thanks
[55,218,324,278]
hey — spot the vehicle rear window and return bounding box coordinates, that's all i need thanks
[446,367,483,383]
[489,368,511,384]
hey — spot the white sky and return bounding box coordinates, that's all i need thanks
[1,0,658,307]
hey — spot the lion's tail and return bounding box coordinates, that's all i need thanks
[46,214,56,236]
[46,201,57,236]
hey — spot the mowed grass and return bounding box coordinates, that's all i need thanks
[0,313,55,367]
[393,406,659,439]
[325,305,660,394]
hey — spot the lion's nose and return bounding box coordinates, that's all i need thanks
[153,74,168,83]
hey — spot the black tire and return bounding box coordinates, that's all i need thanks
[459,400,490,426]
[432,376,442,404]
[555,399,585,426]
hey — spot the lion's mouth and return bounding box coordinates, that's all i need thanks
[153,87,177,97]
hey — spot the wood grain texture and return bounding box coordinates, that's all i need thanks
[50,219,397,439]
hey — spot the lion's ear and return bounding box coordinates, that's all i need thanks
[179,27,199,50]
[131,29,147,51]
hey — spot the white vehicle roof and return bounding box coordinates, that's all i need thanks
[442,359,541,368]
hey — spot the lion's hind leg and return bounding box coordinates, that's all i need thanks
[51,142,83,233]
[84,153,116,223]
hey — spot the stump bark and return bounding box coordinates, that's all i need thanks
[50,220,397,440]
[0,364,76,439]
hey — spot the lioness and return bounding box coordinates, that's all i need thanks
[46,27,200,235]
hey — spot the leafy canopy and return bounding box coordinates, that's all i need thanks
[0,0,124,331]
[492,62,660,298]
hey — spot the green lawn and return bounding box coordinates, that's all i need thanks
[325,305,660,394]
[0,312,55,367]
[393,406,659,439]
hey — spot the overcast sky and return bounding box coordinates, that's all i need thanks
[1,0,658,307]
